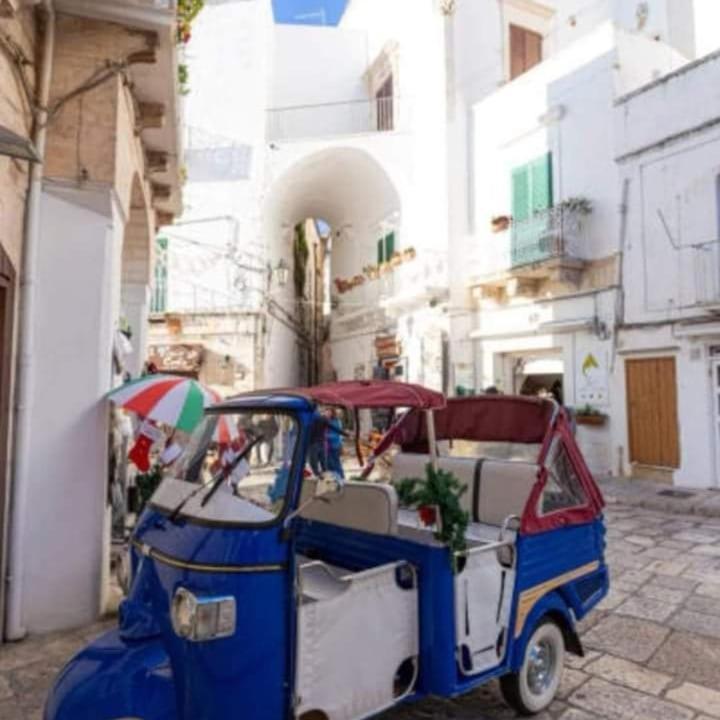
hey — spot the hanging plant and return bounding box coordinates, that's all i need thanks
[178,63,190,95]
[396,464,469,564]
[177,0,204,44]
[293,222,309,298]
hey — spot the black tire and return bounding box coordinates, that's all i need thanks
[500,620,565,715]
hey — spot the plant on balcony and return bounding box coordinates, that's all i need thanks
[575,403,607,426]
[402,247,417,261]
[177,0,204,44]
[491,214,512,233]
[378,261,392,276]
[389,251,403,268]
[351,274,366,287]
[363,264,380,280]
[558,197,592,215]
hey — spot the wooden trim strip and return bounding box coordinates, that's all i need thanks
[514,561,600,638]
[132,540,285,574]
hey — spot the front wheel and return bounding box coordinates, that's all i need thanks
[500,620,565,715]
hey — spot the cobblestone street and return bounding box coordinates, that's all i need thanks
[4,501,720,719]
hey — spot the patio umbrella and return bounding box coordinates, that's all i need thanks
[108,374,220,433]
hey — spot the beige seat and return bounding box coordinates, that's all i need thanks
[300,478,399,536]
[475,460,538,526]
[392,453,478,516]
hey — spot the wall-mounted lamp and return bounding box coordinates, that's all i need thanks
[273,259,290,288]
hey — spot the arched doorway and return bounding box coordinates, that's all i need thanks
[262,147,402,387]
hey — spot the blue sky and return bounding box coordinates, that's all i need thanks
[272,0,348,25]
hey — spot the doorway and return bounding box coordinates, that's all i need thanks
[625,357,680,468]
[0,246,15,638]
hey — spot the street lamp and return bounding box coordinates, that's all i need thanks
[273,259,290,288]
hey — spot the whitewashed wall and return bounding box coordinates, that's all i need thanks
[19,189,120,632]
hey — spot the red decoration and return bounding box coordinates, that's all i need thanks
[128,421,163,472]
[418,505,437,527]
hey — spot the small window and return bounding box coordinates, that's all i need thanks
[377,232,396,264]
[540,441,586,514]
[509,23,543,80]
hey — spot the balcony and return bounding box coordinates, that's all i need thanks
[266,96,409,142]
[471,206,589,297]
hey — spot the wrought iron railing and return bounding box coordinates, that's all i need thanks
[476,206,588,277]
[266,96,408,141]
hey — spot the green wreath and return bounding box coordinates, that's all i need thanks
[396,464,469,562]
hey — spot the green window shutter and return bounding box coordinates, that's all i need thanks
[530,152,553,212]
[377,238,385,264]
[511,166,531,222]
[385,231,395,259]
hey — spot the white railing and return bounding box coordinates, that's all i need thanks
[474,206,589,278]
[267,96,409,142]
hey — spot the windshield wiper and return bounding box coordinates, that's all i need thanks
[167,434,263,523]
[200,435,263,508]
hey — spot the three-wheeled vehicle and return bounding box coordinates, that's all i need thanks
[45,381,608,720]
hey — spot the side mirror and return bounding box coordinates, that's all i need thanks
[315,471,344,501]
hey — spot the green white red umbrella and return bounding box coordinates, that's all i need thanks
[108,374,221,434]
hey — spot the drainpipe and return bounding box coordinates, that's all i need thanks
[5,0,55,642]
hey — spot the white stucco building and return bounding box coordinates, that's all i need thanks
[262,0,452,390]
[445,0,718,477]
[611,49,720,486]
[167,0,720,486]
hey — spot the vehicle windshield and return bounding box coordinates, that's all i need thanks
[164,409,299,522]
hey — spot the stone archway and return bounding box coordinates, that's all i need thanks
[262,147,403,387]
[119,173,153,377]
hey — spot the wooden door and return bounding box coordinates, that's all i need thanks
[625,357,680,468]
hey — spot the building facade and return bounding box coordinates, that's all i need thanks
[0,0,183,637]
[612,50,720,486]
[446,0,714,477]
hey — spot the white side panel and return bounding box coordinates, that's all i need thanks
[297,562,418,720]
[455,550,515,675]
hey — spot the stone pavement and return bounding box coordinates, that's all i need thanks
[4,502,720,719]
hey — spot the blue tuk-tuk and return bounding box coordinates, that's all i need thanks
[45,381,608,720]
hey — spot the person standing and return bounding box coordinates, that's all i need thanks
[325,409,345,478]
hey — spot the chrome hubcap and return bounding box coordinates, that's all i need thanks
[526,639,555,695]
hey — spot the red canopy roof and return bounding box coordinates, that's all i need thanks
[397,395,556,448]
[290,380,446,410]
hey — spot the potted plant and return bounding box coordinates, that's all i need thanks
[491,215,512,233]
[558,196,592,215]
[575,403,607,426]
[363,264,379,280]
[402,247,417,262]
[396,465,469,568]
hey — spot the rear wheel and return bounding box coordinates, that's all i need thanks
[500,620,565,715]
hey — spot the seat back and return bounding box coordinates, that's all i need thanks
[392,453,477,516]
[475,460,538,526]
[300,478,399,536]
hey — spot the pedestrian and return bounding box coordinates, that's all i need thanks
[325,408,345,478]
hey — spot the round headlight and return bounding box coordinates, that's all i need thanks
[171,588,197,639]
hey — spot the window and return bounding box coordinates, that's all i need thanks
[377,231,396,264]
[509,24,543,80]
[376,75,394,131]
[157,410,300,525]
[540,441,587,514]
[511,153,553,265]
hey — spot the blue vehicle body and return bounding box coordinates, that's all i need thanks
[45,388,608,720]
